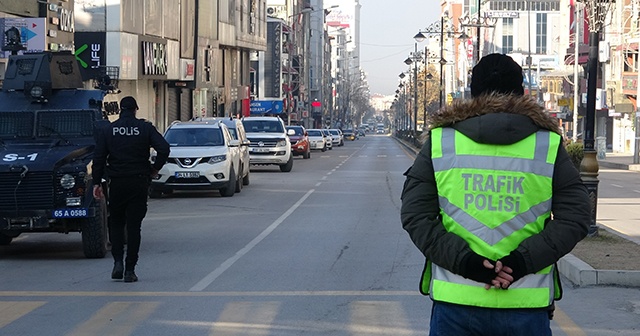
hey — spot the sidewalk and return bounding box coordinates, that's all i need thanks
[597,152,640,171]
[394,137,640,287]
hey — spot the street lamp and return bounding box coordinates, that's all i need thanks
[580,0,615,237]
[458,9,497,65]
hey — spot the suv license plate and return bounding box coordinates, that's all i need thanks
[253,148,270,153]
[175,172,200,178]
[53,209,88,218]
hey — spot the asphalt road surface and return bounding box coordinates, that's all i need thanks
[1,134,639,335]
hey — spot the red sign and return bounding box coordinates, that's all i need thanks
[311,101,321,107]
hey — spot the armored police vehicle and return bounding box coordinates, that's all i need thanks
[0,51,111,258]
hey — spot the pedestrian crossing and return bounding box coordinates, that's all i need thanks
[0,296,428,335]
[0,294,585,335]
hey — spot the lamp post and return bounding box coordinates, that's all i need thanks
[458,12,497,65]
[580,0,615,237]
[405,39,422,145]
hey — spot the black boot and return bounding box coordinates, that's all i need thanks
[111,261,124,280]
[124,270,138,283]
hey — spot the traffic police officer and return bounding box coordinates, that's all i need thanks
[92,96,170,282]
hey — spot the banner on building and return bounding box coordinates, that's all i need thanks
[0,18,46,58]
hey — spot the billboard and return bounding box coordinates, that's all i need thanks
[0,18,46,58]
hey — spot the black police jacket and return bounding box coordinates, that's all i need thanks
[92,110,170,182]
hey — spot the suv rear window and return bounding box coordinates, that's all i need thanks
[165,128,223,146]
[243,120,284,133]
[286,126,304,135]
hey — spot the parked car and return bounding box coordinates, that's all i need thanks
[306,129,328,152]
[321,129,333,150]
[342,129,357,141]
[198,117,251,187]
[286,125,311,159]
[242,116,293,172]
[150,120,242,198]
[328,129,344,146]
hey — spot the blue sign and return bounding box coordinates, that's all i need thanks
[250,100,283,114]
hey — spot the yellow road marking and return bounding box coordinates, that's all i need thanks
[210,301,280,335]
[554,307,587,336]
[0,290,420,298]
[349,301,416,335]
[66,301,159,336]
[0,301,46,328]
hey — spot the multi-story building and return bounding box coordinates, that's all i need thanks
[1,0,267,132]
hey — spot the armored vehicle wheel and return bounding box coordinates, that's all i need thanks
[82,198,108,258]
[0,233,13,246]
[280,156,293,172]
[219,168,236,197]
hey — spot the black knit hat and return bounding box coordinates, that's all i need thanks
[470,53,524,97]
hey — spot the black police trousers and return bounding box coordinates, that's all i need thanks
[108,176,149,270]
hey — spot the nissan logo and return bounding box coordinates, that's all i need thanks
[258,141,265,147]
[184,158,192,165]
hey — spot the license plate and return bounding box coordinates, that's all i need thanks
[175,172,200,178]
[53,208,88,218]
[253,148,270,153]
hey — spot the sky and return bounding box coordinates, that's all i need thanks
[359,0,440,96]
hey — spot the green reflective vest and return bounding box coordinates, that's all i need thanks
[421,127,562,309]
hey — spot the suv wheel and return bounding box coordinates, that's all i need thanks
[280,155,293,172]
[82,198,108,258]
[235,171,243,193]
[149,187,163,199]
[219,168,236,197]
[303,150,310,159]
[242,170,250,186]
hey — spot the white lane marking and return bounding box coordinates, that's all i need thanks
[611,184,624,188]
[190,189,316,292]
[315,182,322,187]
[321,176,327,180]
[634,190,640,193]
[377,155,387,158]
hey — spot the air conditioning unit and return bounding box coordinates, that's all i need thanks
[267,5,286,19]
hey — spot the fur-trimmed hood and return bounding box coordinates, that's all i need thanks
[426,94,561,145]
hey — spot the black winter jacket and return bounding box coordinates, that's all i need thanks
[400,94,590,277]
[92,110,170,182]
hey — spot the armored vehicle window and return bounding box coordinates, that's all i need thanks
[37,110,94,137]
[0,112,35,138]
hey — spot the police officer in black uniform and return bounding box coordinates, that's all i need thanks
[92,96,170,282]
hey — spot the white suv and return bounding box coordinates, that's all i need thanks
[242,116,293,172]
[150,120,242,197]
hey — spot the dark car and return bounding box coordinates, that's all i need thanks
[286,126,311,159]
[342,129,357,141]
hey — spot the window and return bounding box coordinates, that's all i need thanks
[536,13,547,54]
[502,18,514,54]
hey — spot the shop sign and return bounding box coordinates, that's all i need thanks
[141,40,167,77]
[74,32,106,80]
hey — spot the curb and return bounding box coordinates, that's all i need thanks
[559,254,640,287]
[394,137,640,288]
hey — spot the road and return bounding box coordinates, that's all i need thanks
[0,134,639,335]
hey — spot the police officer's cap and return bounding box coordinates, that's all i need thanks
[120,96,139,111]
